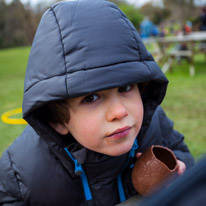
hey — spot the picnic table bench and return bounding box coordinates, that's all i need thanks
[143,31,206,76]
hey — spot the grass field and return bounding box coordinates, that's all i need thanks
[0,47,29,155]
[0,47,206,159]
[160,55,206,159]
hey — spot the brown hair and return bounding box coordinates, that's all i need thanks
[39,99,70,125]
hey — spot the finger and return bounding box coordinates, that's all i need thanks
[136,152,142,158]
[177,160,186,175]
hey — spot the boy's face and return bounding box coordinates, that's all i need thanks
[56,84,143,156]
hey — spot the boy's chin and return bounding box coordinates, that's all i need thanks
[102,145,133,157]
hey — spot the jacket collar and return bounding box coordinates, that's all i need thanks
[65,138,129,180]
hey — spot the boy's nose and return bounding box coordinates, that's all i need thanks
[106,98,128,122]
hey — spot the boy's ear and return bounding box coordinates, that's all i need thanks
[49,122,69,135]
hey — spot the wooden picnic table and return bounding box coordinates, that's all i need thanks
[143,31,206,76]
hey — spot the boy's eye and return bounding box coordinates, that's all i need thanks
[118,85,133,93]
[82,94,99,103]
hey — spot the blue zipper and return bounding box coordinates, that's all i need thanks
[64,147,93,201]
[117,139,138,202]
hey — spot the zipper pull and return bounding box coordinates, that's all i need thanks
[130,139,138,158]
[64,147,83,175]
[74,160,83,175]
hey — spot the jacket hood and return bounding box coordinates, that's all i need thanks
[22,0,168,145]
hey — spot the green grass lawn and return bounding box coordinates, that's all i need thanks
[160,54,206,159]
[0,47,29,155]
[0,47,206,160]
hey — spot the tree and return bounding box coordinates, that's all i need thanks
[0,0,8,48]
[109,1,143,29]
[140,2,170,25]
[163,0,199,23]
[0,0,43,48]
[119,3,143,29]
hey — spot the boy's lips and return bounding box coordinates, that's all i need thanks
[107,126,131,138]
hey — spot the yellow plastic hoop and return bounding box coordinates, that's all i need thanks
[1,108,27,125]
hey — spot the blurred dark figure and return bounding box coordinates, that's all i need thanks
[196,6,206,31]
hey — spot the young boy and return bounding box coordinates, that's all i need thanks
[0,0,194,205]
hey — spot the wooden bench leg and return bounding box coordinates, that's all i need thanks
[189,64,195,76]
[162,57,173,73]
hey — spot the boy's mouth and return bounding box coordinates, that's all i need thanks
[107,126,131,138]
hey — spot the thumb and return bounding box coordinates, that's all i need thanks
[136,152,142,159]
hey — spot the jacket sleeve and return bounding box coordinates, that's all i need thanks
[155,106,195,169]
[0,150,25,206]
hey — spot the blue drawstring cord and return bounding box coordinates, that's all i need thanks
[117,139,138,202]
[65,138,138,203]
[64,147,93,201]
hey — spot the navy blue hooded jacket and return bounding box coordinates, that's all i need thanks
[0,1,194,205]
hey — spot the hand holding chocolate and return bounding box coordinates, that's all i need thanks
[131,145,178,196]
